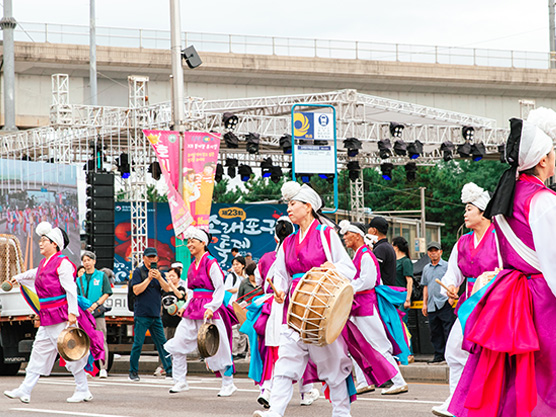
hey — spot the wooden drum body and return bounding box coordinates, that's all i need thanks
[287,267,353,346]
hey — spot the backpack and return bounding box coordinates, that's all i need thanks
[128,267,148,312]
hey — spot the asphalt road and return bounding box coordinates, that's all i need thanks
[0,373,449,417]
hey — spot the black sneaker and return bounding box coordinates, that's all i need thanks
[128,372,140,382]
[165,372,173,380]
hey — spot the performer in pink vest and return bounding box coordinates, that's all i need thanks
[253,216,320,409]
[450,111,556,417]
[4,222,104,404]
[339,220,408,396]
[164,226,237,397]
[432,183,500,417]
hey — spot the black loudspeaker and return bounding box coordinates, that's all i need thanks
[84,173,115,270]
[182,46,202,69]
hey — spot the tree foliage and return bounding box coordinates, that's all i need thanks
[212,159,508,256]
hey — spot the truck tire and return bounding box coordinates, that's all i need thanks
[0,347,21,376]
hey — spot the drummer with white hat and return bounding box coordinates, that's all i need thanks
[253,182,357,417]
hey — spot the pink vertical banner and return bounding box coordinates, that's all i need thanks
[182,132,221,230]
[144,130,193,237]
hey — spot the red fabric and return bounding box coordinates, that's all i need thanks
[465,270,539,417]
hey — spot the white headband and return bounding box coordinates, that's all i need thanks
[339,220,365,237]
[281,181,322,212]
[461,182,491,211]
[36,221,65,250]
[518,120,553,172]
[184,226,209,245]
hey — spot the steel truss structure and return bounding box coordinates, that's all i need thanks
[0,77,513,262]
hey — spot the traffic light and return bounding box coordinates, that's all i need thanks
[85,172,115,270]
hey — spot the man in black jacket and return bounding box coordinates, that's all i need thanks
[368,217,396,286]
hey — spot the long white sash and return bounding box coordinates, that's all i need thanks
[494,214,542,272]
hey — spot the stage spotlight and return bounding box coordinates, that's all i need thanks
[394,140,407,156]
[238,165,253,182]
[498,143,506,163]
[148,161,161,180]
[347,161,360,182]
[223,132,239,148]
[226,158,238,178]
[407,140,423,160]
[261,158,273,178]
[215,163,223,182]
[470,142,486,161]
[462,126,475,141]
[440,141,455,162]
[344,138,362,157]
[300,173,312,183]
[222,112,239,130]
[270,166,283,184]
[378,139,392,159]
[245,132,260,154]
[116,153,131,179]
[280,134,292,154]
[389,122,404,138]
[405,162,417,182]
[457,142,472,158]
[381,163,394,181]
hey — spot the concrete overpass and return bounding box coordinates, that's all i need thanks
[2,22,556,129]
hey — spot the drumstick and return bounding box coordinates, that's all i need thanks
[435,279,459,299]
[266,277,279,294]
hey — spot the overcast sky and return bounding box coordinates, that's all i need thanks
[7,0,552,52]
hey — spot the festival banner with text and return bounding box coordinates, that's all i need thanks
[144,130,221,234]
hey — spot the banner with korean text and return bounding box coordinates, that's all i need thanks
[144,130,221,235]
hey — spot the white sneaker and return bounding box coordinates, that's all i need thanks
[300,387,320,406]
[169,381,189,394]
[67,391,93,403]
[4,389,30,404]
[356,383,375,394]
[217,384,238,397]
[99,369,108,379]
[381,384,408,395]
[257,389,271,408]
[252,410,280,417]
[153,366,164,377]
[432,399,454,417]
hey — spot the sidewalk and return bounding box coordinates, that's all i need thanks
[105,353,449,383]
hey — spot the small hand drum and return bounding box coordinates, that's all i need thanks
[1,280,13,292]
[287,267,354,346]
[232,302,247,326]
[57,326,90,362]
[167,304,179,316]
[197,322,219,358]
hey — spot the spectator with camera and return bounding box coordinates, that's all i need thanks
[77,251,113,379]
[128,247,173,382]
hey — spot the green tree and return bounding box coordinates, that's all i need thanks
[212,178,243,204]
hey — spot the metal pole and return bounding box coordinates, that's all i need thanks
[89,0,97,105]
[1,0,18,131]
[549,0,556,69]
[170,0,186,194]
[420,187,426,241]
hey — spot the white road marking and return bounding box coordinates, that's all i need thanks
[37,379,443,405]
[10,409,131,417]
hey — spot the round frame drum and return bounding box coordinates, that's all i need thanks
[57,326,90,362]
[287,267,354,346]
[197,322,220,358]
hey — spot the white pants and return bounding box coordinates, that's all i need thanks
[164,317,233,384]
[350,313,407,387]
[19,322,90,396]
[269,326,352,417]
[444,319,468,400]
